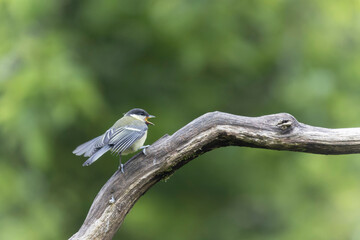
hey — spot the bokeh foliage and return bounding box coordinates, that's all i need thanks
[1,0,360,239]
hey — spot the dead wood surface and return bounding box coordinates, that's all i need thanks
[70,112,360,240]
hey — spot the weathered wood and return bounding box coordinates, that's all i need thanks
[70,112,360,240]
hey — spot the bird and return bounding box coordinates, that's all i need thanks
[73,108,155,172]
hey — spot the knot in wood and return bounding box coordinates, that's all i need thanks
[276,119,293,134]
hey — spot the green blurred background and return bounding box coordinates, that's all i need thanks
[2,0,360,239]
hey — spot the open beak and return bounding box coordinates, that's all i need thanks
[146,115,155,125]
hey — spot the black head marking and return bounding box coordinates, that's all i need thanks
[125,108,149,117]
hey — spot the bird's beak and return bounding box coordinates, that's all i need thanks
[146,115,155,125]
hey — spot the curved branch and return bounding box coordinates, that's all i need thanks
[69,112,360,240]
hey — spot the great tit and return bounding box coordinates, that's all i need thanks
[73,108,155,172]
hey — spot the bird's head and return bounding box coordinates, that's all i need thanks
[125,108,155,125]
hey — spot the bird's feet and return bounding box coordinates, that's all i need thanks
[140,145,150,155]
[118,163,124,173]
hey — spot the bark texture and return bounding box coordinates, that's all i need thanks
[70,112,360,240]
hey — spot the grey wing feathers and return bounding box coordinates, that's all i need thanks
[110,125,147,154]
[73,124,147,166]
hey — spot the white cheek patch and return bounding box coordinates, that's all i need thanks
[130,114,145,121]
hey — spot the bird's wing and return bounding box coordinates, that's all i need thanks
[109,124,148,154]
[73,123,147,158]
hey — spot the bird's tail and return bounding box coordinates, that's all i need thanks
[73,135,103,157]
[82,145,111,166]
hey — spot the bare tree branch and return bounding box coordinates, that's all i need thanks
[69,112,360,240]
